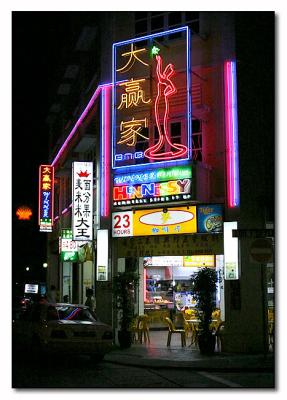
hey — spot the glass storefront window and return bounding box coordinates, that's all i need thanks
[143,255,223,328]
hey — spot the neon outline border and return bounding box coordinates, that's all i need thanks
[51,82,126,219]
[100,85,112,217]
[224,60,240,208]
[112,26,191,170]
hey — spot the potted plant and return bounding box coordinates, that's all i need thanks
[190,267,220,354]
[112,269,139,349]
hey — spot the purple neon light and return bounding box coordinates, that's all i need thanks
[51,81,126,168]
[224,60,240,208]
[100,85,112,217]
[51,86,102,167]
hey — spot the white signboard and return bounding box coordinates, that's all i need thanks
[96,229,109,281]
[112,211,133,237]
[72,162,93,241]
[24,284,39,294]
[224,221,239,280]
[145,256,183,267]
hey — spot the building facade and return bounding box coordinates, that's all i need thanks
[45,12,274,353]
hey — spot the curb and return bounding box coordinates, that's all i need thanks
[104,353,274,371]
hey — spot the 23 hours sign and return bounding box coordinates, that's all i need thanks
[112,211,133,237]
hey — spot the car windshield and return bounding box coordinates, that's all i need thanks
[47,306,96,322]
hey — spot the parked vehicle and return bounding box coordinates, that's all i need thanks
[12,302,113,361]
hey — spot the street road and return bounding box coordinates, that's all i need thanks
[12,354,274,388]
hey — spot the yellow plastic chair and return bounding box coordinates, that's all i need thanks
[129,316,139,343]
[180,312,192,339]
[137,314,150,344]
[189,320,199,347]
[165,317,186,347]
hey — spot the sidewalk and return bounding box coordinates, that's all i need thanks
[104,330,274,371]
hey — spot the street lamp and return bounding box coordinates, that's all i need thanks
[43,263,48,268]
[25,267,30,272]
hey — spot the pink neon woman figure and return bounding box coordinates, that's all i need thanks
[144,54,187,160]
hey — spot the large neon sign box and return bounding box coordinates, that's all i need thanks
[112,26,191,171]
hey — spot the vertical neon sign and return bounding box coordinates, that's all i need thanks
[38,165,54,232]
[100,85,112,217]
[112,26,191,170]
[224,60,240,208]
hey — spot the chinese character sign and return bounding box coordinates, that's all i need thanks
[72,162,93,241]
[39,165,54,232]
[112,27,191,169]
[112,206,197,237]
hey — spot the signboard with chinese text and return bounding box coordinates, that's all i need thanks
[183,255,215,268]
[38,165,54,232]
[112,206,196,237]
[133,206,196,236]
[116,234,224,257]
[59,229,81,262]
[72,162,93,241]
[112,26,191,170]
[197,204,223,233]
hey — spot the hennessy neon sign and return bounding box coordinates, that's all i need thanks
[113,179,191,201]
[112,27,191,169]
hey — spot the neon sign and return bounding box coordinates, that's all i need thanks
[113,178,192,206]
[144,54,187,161]
[16,205,32,221]
[224,60,240,208]
[112,26,191,170]
[38,165,54,232]
[117,78,151,109]
[113,165,192,186]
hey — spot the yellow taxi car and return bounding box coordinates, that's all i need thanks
[13,302,113,361]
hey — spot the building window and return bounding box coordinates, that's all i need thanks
[135,11,148,21]
[135,127,149,163]
[192,119,202,161]
[170,122,181,139]
[135,19,148,36]
[168,12,182,27]
[151,15,164,32]
[134,11,200,40]
[185,11,200,34]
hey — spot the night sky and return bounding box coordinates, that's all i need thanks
[12,12,88,284]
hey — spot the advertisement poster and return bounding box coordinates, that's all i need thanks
[197,204,223,233]
[133,206,196,236]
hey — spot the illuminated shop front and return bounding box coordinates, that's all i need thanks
[112,204,226,328]
[143,254,224,328]
[108,26,235,333]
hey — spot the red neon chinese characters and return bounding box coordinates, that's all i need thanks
[144,55,187,161]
